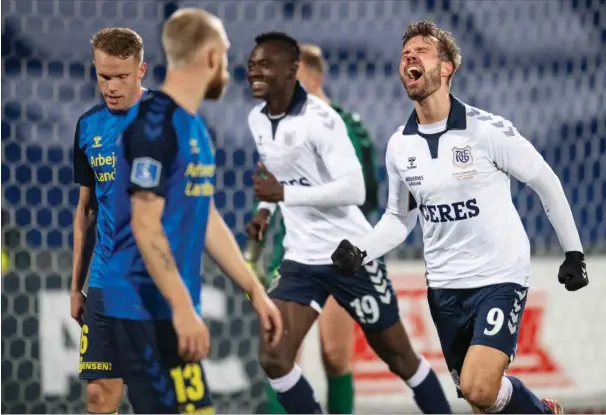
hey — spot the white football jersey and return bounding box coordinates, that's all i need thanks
[386,96,548,289]
[248,84,372,265]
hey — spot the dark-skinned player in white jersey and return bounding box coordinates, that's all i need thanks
[246,32,451,414]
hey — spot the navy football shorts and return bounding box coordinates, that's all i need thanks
[428,282,528,397]
[268,259,400,330]
[79,287,121,380]
[110,318,214,414]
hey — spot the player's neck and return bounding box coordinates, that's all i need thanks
[161,70,208,115]
[310,88,331,105]
[125,87,145,109]
[266,83,296,116]
[414,88,451,125]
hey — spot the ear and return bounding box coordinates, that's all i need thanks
[289,61,299,80]
[441,61,454,79]
[206,46,219,72]
[138,62,147,79]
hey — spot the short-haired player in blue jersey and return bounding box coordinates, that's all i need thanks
[71,27,148,413]
[103,9,283,414]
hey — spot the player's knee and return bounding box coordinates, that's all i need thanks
[321,342,351,376]
[459,379,499,409]
[86,382,106,407]
[86,380,122,412]
[387,351,420,381]
[259,346,292,379]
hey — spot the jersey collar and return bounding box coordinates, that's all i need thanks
[402,94,467,135]
[261,81,308,117]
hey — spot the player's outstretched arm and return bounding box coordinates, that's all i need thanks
[332,139,418,274]
[482,119,587,291]
[205,201,284,346]
[71,122,98,325]
[357,139,418,262]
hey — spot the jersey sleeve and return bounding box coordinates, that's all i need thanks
[481,118,545,183]
[310,110,363,179]
[122,114,178,198]
[356,137,418,262]
[72,120,95,187]
[247,111,278,215]
[481,118,583,252]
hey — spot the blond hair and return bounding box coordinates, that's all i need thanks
[299,44,326,75]
[162,8,222,68]
[91,28,144,64]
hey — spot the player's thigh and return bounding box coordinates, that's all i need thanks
[261,261,325,370]
[111,318,214,414]
[79,287,122,381]
[470,283,528,363]
[427,287,475,397]
[267,260,330,315]
[318,296,355,375]
[460,283,529,400]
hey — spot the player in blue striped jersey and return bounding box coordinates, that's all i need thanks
[103,9,282,414]
[71,27,148,414]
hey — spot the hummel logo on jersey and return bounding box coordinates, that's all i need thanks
[92,136,102,148]
[407,157,417,169]
[419,198,480,223]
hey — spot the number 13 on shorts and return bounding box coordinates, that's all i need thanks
[170,363,214,414]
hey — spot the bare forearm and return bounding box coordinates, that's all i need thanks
[71,206,96,293]
[206,205,260,295]
[132,220,193,308]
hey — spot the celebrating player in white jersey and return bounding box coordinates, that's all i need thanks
[245,32,451,414]
[332,21,588,415]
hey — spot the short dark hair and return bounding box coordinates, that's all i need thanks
[254,31,300,63]
[402,21,462,85]
[91,28,144,64]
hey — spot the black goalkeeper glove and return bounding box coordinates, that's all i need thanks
[331,239,366,275]
[558,251,588,292]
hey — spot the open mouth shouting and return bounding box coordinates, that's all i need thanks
[405,65,424,86]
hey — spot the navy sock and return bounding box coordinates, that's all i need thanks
[502,376,552,414]
[270,366,323,414]
[407,357,452,414]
